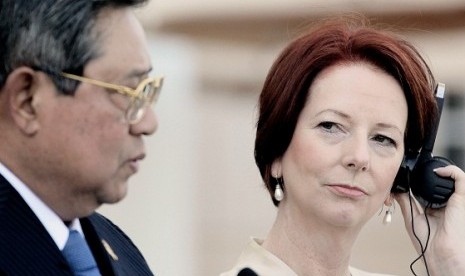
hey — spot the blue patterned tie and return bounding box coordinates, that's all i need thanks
[62,229,101,276]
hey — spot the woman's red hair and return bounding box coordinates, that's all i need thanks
[254,17,437,206]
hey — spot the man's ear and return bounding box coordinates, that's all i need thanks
[2,67,41,135]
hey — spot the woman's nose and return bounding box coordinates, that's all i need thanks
[342,136,370,172]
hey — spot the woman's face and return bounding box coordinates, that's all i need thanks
[272,63,407,228]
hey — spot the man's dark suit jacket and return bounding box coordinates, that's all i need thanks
[0,174,154,275]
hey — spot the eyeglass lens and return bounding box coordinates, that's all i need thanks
[125,82,160,124]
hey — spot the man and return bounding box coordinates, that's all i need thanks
[0,0,162,275]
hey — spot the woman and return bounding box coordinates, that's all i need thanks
[221,18,465,276]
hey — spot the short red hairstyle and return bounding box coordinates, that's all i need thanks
[254,17,437,206]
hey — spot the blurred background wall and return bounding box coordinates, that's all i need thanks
[100,1,465,275]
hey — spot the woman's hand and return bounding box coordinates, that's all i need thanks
[395,165,465,276]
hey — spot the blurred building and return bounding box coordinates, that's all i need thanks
[101,1,465,275]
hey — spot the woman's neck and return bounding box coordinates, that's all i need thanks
[262,207,361,276]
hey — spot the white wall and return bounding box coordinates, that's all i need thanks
[99,33,417,275]
[97,5,465,276]
[99,34,200,275]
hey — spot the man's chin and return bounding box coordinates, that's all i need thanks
[99,185,129,205]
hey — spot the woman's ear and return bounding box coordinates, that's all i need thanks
[3,67,41,135]
[271,158,282,178]
[384,193,394,206]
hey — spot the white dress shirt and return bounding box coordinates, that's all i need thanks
[0,162,84,250]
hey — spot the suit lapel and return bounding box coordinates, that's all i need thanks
[0,175,72,275]
[81,216,116,275]
[0,175,152,275]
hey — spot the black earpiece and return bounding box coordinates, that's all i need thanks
[391,83,455,208]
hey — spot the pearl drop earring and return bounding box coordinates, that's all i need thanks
[274,175,284,202]
[383,203,394,225]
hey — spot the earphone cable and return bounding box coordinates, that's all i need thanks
[422,205,432,275]
[408,194,431,276]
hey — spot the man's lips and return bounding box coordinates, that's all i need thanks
[128,153,146,173]
[326,184,368,198]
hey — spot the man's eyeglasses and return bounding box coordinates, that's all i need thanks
[35,67,164,125]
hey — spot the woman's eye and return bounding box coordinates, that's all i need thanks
[318,121,339,133]
[373,135,397,147]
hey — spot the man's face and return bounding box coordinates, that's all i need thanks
[31,8,157,219]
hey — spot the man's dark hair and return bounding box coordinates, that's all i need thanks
[0,0,148,94]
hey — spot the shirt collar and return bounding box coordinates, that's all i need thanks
[0,162,83,250]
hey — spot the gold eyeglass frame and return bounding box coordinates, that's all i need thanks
[60,72,164,124]
[60,72,163,101]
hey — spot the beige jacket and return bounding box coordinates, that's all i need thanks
[220,238,397,276]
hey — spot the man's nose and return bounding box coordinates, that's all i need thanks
[130,108,158,136]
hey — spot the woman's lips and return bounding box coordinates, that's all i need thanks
[327,184,367,198]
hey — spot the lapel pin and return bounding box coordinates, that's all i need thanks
[102,239,119,261]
